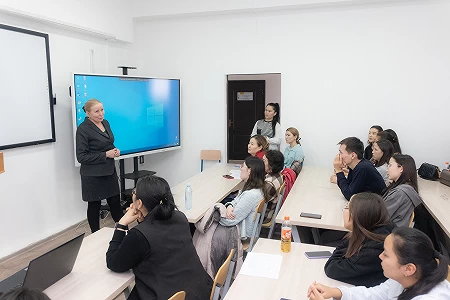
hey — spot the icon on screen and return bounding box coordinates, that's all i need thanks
[78,117,82,121]
[83,76,86,80]
[76,84,80,88]
[84,84,87,89]
[84,93,87,97]
[78,109,81,113]
[77,101,81,105]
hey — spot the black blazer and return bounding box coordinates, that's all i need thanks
[76,118,116,177]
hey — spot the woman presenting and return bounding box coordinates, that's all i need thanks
[251,102,282,150]
[76,99,123,233]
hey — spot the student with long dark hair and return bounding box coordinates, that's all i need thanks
[251,103,282,150]
[364,125,383,160]
[382,154,422,228]
[221,156,266,237]
[106,176,213,300]
[372,139,394,183]
[308,227,450,300]
[377,129,402,154]
[324,192,394,287]
[248,135,269,159]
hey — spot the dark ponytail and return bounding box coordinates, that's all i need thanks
[135,175,177,221]
[392,227,449,300]
[266,103,280,138]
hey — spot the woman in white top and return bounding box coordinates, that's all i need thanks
[372,139,394,184]
[251,103,282,150]
[307,227,450,300]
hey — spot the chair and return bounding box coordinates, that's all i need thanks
[210,249,235,300]
[447,265,450,282]
[242,199,267,253]
[408,211,415,228]
[262,183,286,239]
[200,150,221,171]
[168,291,186,300]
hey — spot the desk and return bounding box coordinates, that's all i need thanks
[418,177,450,237]
[276,167,348,241]
[224,238,351,300]
[171,163,243,223]
[44,228,134,300]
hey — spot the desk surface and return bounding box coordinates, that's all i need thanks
[44,228,134,300]
[171,163,243,223]
[276,166,348,231]
[224,238,350,300]
[418,177,450,237]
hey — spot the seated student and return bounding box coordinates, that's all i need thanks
[262,150,284,223]
[0,288,51,300]
[324,192,394,287]
[372,139,394,184]
[106,175,213,300]
[331,137,386,200]
[377,129,402,154]
[248,135,269,159]
[308,227,450,300]
[383,154,422,228]
[364,125,383,160]
[220,156,266,236]
[284,127,305,169]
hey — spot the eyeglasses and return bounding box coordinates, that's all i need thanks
[342,204,349,211]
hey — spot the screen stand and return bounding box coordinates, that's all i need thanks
[116,66,156,208]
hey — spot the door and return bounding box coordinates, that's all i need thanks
[227,80,265,161]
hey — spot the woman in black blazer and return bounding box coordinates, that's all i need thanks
[76,99,123,232]
[106,175,213,300]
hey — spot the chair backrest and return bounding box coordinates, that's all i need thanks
[210,249,235,300]
[447,265,450,282]
[246,199,266,252]
[200,150,221,171]
[408,211,415,228]
[168,291,186,300]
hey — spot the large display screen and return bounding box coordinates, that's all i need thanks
[72,74,180,163]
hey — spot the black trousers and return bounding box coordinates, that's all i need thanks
[87,194,123,233]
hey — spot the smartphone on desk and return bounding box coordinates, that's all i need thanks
[300,212,322,219]
[305,251,333,259]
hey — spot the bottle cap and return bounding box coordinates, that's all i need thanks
[284,216,290,220]
[446,162,449,164]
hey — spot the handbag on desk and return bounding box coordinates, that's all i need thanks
[418,163,440,180]
[440,170,450,187]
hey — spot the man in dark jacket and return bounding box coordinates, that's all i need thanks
[332,137,386,200]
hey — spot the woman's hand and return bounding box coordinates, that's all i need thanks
[118,203,140,226]
[330,174,337,184]
[307,282,342,300]
[106,149,116,158]
[226,206,235,219]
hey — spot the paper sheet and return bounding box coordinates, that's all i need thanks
[239,252,283,279]
[229,170,241,179]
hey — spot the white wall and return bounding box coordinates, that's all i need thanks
[228,74,281,105]
[0,0,133,42]
[131,0,450,183]
[0,11,131,258]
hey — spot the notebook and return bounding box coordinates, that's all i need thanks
[0,233,85,293]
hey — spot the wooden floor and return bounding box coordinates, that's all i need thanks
[0,214,127,300]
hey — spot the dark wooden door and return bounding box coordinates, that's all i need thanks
[227,80,265,161]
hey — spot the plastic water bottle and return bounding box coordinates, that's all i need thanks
[281,216,292,253]
[185,184,192,210]
[444,162,450,172]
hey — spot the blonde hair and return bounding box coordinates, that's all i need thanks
[83,99,101,113]
[286,127,301,145]
[250,135,269,152]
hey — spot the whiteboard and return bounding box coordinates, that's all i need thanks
[0,24,55,150]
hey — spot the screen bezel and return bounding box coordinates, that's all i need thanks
[71,72,181,165]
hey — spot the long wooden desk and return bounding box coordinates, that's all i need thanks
[44,228,134,300]
[224,238,351,299]
[276,166,348,241]
[417,176,450,237]
[171,163,243,223]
